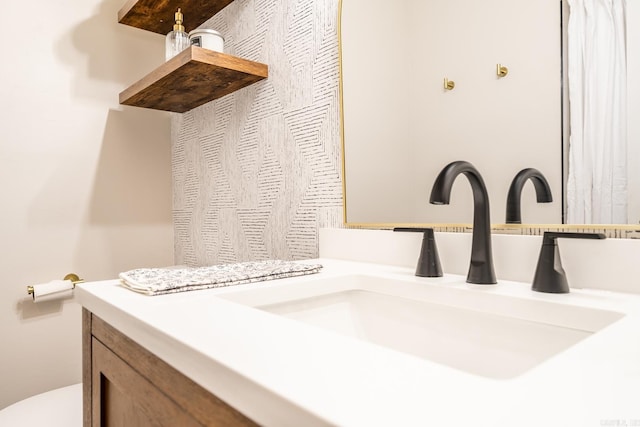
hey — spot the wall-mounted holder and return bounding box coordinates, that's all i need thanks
[443,78,455,90]
[27,273,84,302]
[497,64,509,77]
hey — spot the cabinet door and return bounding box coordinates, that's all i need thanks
[91,338,201,427]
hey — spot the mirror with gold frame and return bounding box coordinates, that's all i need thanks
[338,0,640,234]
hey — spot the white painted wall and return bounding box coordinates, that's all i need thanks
[0,0,173,409]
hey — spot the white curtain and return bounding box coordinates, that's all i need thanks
[567,0,627,224]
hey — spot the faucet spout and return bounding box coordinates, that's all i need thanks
[506,168,553,224]
[429,161,496,284]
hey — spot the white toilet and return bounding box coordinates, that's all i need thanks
[0,383,82,426]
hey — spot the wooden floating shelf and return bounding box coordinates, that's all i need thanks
[119,46,268,113]
[118,0,235,34]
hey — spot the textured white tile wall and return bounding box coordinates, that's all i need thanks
[173,0,343,266]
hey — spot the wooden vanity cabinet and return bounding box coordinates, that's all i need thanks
[82,309,257,426]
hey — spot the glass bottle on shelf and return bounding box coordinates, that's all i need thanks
[165,8,189,61]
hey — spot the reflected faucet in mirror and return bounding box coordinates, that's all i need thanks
[506,168,553,224]
[430,161,497,285]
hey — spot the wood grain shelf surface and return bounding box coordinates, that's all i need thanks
[118,0,235,34]
[119,46,268,113]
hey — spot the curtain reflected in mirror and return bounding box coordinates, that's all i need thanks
[566,0,629,224]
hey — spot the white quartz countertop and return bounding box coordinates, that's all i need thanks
[76,259,640,427]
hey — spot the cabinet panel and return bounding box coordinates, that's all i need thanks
[102,378,153,427]
[83,310,258,427]
[92,338,200,426]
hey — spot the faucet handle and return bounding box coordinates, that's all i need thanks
[393,228,443,277]
[541,232,606,242]
[532,232,606,293]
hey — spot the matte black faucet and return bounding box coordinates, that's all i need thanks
[429,161,496,284]
[506,168,553,224]
[532,232,606,293]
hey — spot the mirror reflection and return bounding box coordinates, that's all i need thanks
[340,0,638,226]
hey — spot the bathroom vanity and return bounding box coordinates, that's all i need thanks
[77,229,640,426]
[82,311,256,426]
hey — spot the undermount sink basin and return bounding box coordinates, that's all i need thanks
[220,274,624,379]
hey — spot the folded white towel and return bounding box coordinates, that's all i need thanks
[119,260,323,296]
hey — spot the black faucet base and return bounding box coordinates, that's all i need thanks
[531,232,605,294]
[393,228,443,277]
[532,243,569,293]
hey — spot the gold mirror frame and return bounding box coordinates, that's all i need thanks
[337,0,640,237]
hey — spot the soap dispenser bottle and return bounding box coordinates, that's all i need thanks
[165,8,189,61]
